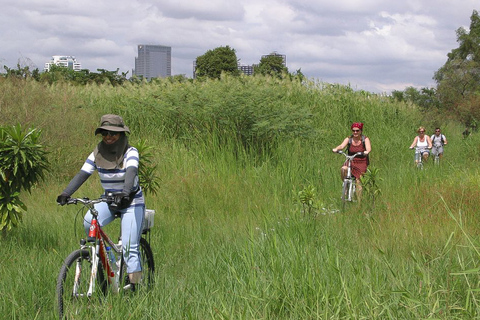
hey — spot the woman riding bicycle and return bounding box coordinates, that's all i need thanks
[409,126,432,165]
[332,122,371,195]
[57,114,145,290]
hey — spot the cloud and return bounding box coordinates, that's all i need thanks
[0,0,477,93]
[152,0,245,21]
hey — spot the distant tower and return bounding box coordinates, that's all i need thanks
[134,45,171,79]
[44,56,81,72]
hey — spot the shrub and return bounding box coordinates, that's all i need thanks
[0,125,49,234]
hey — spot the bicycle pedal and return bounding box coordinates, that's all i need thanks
[123,283,137,292]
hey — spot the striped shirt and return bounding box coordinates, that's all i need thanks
[80,146,144,206]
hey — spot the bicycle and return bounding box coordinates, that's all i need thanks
[432,145,441,165]
[411,147,429,169]
[56,195,155,319]
[335,151,364,208]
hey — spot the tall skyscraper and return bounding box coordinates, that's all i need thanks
[134,45,171,79]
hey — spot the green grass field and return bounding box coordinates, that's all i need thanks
[1,76,480,319]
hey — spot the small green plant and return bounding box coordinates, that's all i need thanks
[295,184,318,215]
[360,167,382,208]
[0,124,49,235]
[133,139,160,196]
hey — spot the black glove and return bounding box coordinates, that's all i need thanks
[57,193,71,206]
[113,192,131,210]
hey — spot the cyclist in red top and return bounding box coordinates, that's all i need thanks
[332,122,371,195]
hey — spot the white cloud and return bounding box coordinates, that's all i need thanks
[0,0,477,93]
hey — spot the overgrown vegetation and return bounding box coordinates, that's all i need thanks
[1,73,480,318]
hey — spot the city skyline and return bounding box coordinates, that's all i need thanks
[40,48,286,78]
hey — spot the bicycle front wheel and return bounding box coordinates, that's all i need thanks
[417,161,423,169]
[56,249,106,319]
[341,179,351,208]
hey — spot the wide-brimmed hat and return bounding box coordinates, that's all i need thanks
[94,114,130,135]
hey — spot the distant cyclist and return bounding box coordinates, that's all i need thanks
[332,122,371,194]
[409,126,432,164]
[430,127,448,160]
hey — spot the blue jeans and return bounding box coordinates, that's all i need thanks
[83,202,145,273]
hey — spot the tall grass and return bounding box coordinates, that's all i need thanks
[1,76,480,318]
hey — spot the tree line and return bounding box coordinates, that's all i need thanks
[392,10,480,129]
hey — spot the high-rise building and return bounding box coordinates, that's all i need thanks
[44,55,81,72]
[134,45,171,79]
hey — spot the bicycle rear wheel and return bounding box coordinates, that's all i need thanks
[118,237,155,292]
[56,249,106,319]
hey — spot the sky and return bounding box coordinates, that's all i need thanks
[0,0,477,93]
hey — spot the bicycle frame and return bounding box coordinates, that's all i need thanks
[432,145,441,165]
[336,151,363,202]
[86,216,121,294]
[413,147,428,169]
[70,197,123,295]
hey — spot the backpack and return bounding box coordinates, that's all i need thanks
[431,134,444,145]
[347,135,369,165]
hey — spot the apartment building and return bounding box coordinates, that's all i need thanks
[44,55,82,72]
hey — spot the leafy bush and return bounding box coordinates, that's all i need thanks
[0,125,49,233]
[133,139,161,196]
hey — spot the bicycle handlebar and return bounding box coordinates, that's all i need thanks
[65,194,116,208]
[335,150,365,160]
[410,147,431,152]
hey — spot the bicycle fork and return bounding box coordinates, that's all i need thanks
[345,166,355,202]
[86,218,120,296]
[343,178,356,202]
[87,219,101,297]
[348,179,356,201]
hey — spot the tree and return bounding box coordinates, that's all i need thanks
[434,10,480,119]
[3,64,37,79]
[195,46,240,79]
[448,10,480,63]
[390,86,440,111]
[254,53,288,78]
